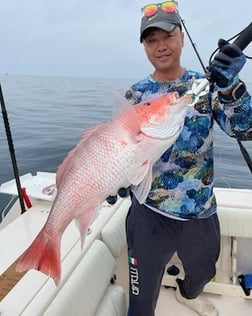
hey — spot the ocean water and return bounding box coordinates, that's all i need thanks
[0,75,251,208]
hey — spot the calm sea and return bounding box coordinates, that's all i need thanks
[0,75,251,208]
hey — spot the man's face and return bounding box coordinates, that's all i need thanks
[143,27,184,73]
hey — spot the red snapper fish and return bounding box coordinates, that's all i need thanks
[16,92,191,285]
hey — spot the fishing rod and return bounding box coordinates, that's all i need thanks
[180,17,252,173]
[179,17,207,74]
[0,83,27,214]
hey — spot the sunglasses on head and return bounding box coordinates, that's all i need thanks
[142,1,178,19]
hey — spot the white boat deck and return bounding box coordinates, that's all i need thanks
[157,286,252,315]
[114,247,252,316]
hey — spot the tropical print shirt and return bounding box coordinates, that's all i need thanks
[125,69,252,219]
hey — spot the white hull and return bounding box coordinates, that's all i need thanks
[0,172,252,315]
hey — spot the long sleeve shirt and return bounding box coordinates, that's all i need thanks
[125,69,252,219]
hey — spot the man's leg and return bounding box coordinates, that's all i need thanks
[176,213,220,316]
[126,197,177,316]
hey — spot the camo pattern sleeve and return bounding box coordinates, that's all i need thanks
[213,90,252,141]
[125,70,252,219]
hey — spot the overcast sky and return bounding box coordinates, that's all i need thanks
[1,0,252,81]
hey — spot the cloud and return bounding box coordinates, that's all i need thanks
[1,0,251,81]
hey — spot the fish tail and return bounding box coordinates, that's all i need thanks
[16,228,61,286]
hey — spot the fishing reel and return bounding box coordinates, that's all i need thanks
[186,22,252,106]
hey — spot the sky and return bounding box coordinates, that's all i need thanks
[1,0,252,81]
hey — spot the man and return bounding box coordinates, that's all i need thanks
[125,1,252,316]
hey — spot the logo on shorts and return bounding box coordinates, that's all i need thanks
[129,257,138,266]
[129,257,139,295]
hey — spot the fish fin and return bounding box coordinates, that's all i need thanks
[127,160,151,186]
[56,147,76,186]
[111,91,131,118]
[131,164,153,204]
[79,123,107,142]
[112,95,140,134]
[16,228,61,286]
[75,205,100,248]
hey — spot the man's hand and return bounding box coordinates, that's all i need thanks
[208,39,246,91]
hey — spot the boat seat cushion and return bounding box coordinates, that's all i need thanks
[94,284,127,316]
[101,198,130,258]
[43,240,126,316]
[214,188,252,238]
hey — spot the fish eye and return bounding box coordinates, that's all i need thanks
[144,101,151,106]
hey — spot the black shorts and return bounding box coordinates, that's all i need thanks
[126,196,220,316]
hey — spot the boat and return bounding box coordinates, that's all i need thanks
[0,172,252,315]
